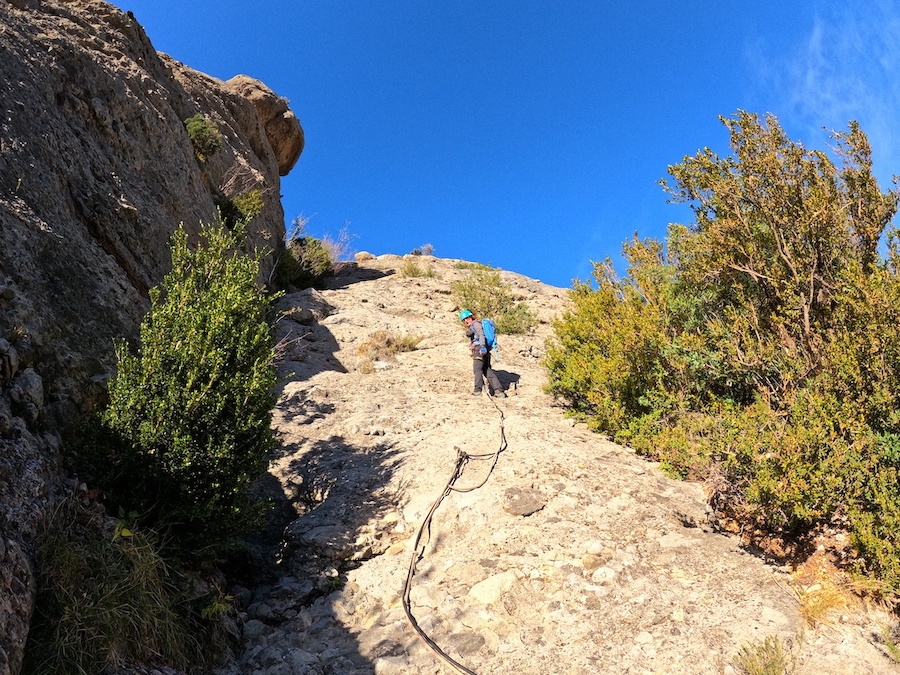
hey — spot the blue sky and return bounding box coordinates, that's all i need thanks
[109,1,900,288]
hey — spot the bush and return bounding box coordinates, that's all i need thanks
[400,258,435,278]
[410,243,434,256]
[545,112,900,594]
[22,498,197,674]
[184,114,222,161]
[275,216,335,289]
[451,267,537,335]
[731,635,796,675]
[80,222,279,558]
[216,188,265,229]
[277,236,332,289]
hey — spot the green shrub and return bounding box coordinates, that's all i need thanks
[184,114,222,161]
[80,222,279,558]
[277,236,332,289]
[451,267,537,335]
[216,188,265,229]
[731,635,796,675]
[400,258,435,278]
[545,112,900,594]
[22,498,197,674]
[275,216,335,289]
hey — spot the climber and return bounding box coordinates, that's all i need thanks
[459,309,506,398]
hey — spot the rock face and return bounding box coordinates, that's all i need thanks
[216,256,895,674]
[0,2,302,672]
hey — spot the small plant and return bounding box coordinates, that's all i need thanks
[185,114,222,161]
[400,258,436,278]
[217,188,265,228]
[731,635,796,675]
[321,225,356,263]
[410,243,434,256]
[879,624,900,662]
[7,324,27,346]
[275,215,350,289]
[22,497,197,674]
[200,592,234,621]
[451,268,537,335]
[357,330,421,372]
[453,261,494,271]
[791,559,853,627]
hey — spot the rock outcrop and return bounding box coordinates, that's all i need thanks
[0,2,302,672]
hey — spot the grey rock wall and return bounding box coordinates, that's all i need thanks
[0,2,303,672]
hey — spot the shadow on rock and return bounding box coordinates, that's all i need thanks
[274,290,347,383]
[322,262,392,290]
[494,368,520,391]
[281,435,402,568]
[221,435,404,674]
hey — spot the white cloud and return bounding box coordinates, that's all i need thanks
[755,1,900,182]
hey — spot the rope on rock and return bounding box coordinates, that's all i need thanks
[402,397,508,675]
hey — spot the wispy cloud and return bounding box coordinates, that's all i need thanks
[753,1,900,181]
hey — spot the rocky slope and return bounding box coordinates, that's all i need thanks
[0,2,302,672]
[215,255,897,674]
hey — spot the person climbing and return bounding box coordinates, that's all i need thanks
[459,309,507,398]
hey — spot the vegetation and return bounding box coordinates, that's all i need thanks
[453,261,494,271]
[451,267,537,334]
[731,635,796,675]
[22,497,199,674]
[357,330,421,373]
[545,111,900,594]
[217,188,265,228]
[275,216,352,289]
[410,243,435,256]
[79,221,279,559]
[400,257,436,278]
[184,114,223,161]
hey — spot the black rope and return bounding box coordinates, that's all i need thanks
[402,398,508,674]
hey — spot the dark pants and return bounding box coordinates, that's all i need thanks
[473,353,503,394]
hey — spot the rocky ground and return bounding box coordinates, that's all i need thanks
[214,255,898,675]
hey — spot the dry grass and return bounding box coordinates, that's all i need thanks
[22,496,198,674]
[400,258,435,278]
[356,330,421,373]
[731,635,796,675]
[791,556,857,627]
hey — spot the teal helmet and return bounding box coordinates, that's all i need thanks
[458,309,473,321]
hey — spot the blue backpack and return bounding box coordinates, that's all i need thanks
[481,318,497,350]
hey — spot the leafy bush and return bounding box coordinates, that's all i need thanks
[545,112,900,593]
[275,216,335,289]
[277,236,332,289]
[80,222,279,558]
[451,267,537,335]
[22,498,197,674]
[184,114,222,161]
[216,188,265,229]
